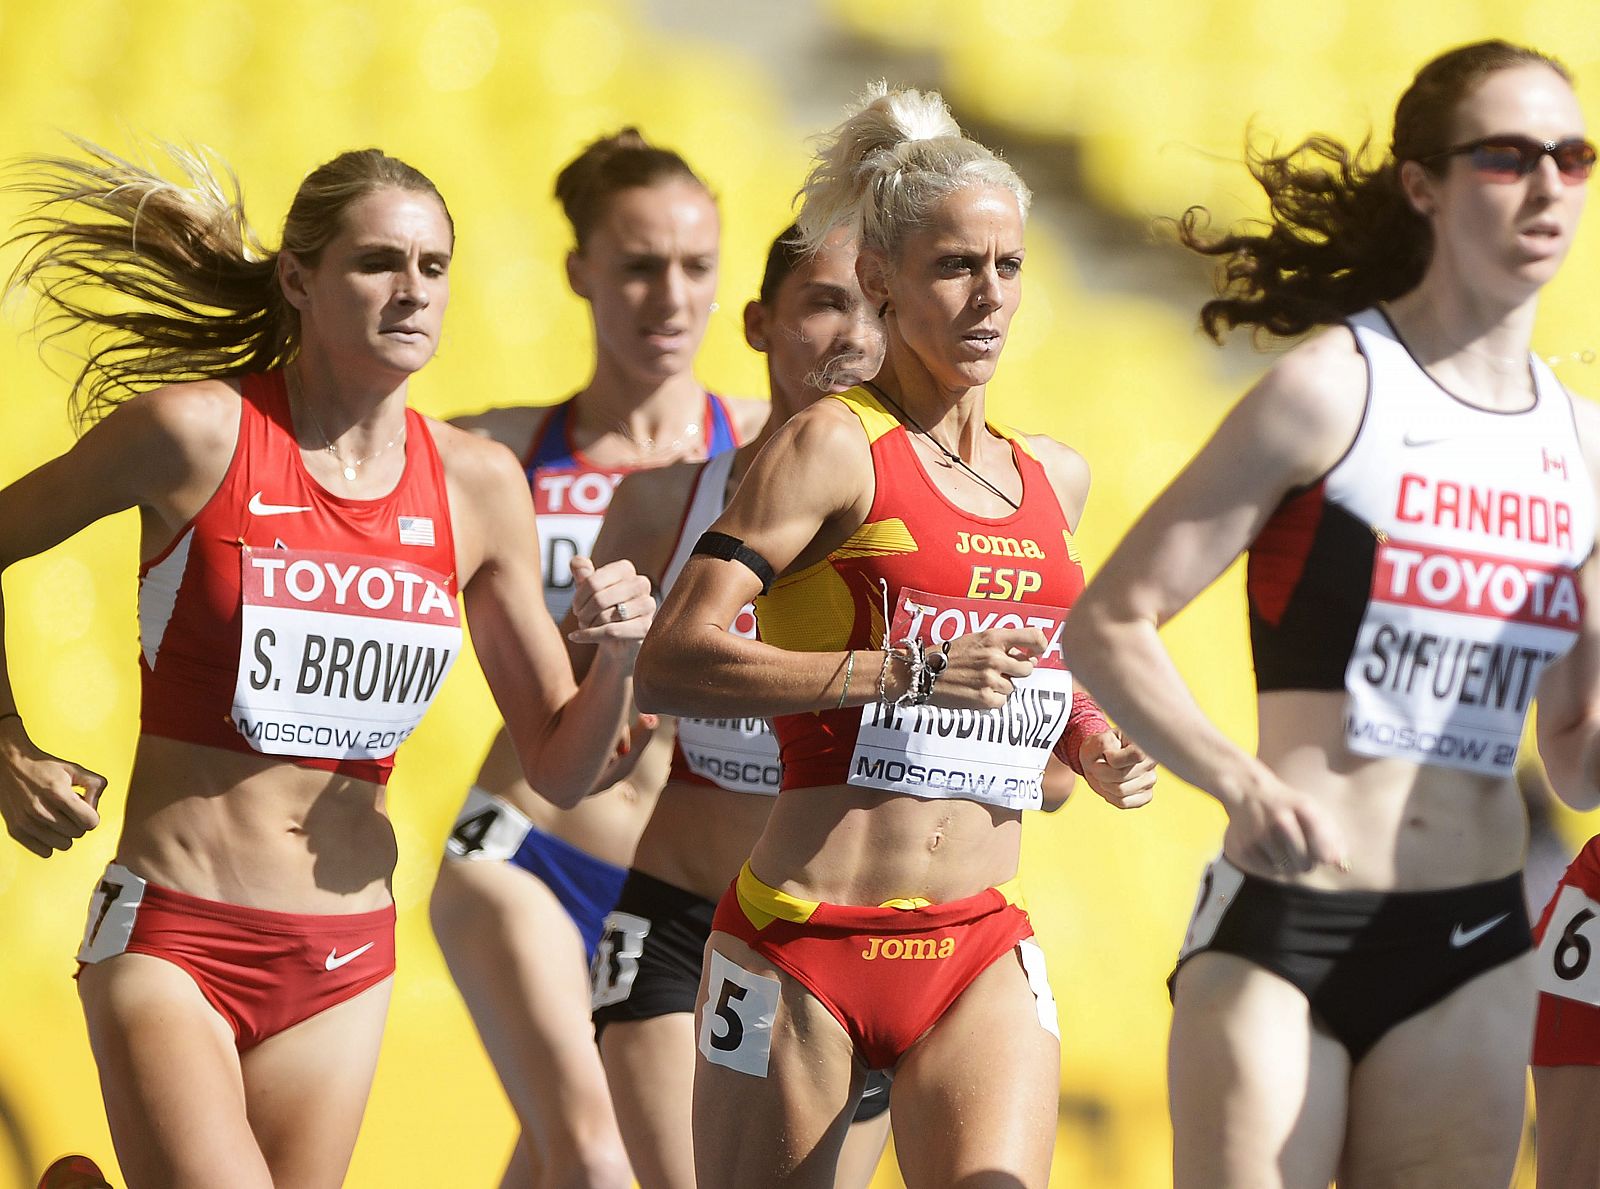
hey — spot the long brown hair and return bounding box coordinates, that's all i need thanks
[1179,40,1571,342]
[6,139,450,427]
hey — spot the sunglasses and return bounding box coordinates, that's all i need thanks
[1423,135,1597,183]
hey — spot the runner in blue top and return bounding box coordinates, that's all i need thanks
[428,127,762,1189]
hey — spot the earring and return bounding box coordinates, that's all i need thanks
[709,302,720,314]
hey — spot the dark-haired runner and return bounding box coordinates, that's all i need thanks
[1065,41,1600,1187]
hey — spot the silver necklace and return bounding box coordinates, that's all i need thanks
[289,368,406,482]
[614,415,701,458]
[862,381,1020,511]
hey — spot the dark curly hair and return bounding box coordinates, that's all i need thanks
[1179,40,1571,342]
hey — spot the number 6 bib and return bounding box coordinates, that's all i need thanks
[1537,885,1600,1005]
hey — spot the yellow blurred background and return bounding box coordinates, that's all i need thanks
[0,1,1596,1185]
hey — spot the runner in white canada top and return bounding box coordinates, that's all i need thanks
[1064,42,1600,1189]
[1337,309,1593,774]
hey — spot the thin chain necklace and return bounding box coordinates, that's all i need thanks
[862,380,1020,511]
[288,367,406,482]
[605,395,704,461]
[614,416,701,458]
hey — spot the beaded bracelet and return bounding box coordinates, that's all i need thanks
[876,649,899,705]
[887,639,924,707]
[877,637,950,707]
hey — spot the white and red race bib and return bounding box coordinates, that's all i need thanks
[1343,537,1583,775]
[232,546,461,760]
[677,600,782,795]
[532,468,625,621]
[1537,884,1600,1007]
[848,587,1072,811]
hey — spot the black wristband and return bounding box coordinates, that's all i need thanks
[691,531,777,595]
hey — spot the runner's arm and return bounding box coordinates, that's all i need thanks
[0,382,237,854]
[1063,331,1366,870]
[1535,395,1600,810]
[447,430,650,808]
[636,400,1048,718]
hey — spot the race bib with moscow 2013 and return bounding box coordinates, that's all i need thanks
[232,546,461,760]
[1343,535,1582,776]
[849,586,1072,811]
[676,599,782,796]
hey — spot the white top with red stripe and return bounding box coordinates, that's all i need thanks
[1333,308,1594,774]
[662,450,781,796]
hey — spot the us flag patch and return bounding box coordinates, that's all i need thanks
[398,516,435,546]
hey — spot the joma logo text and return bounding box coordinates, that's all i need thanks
[861,937,956,960]
[955,532,1044,559]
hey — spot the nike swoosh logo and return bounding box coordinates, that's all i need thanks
[325,941,376,971]
[1401,433,1451,448]
[249,492,313,516]
[1449,913,1510,948]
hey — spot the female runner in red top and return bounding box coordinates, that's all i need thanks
[636,85,1155,1187]
[427,128,764,1189]
[0,142,650,1189]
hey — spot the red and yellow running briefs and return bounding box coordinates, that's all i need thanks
[712,863,1037,1069]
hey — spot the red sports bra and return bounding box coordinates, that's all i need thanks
[138,371,461,785]
[756,386,1086,811]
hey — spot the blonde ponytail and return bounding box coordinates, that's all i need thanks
[796,82,1030,259]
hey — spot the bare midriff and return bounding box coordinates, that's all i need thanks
[1255,689,1527,891]
[116,735,399,914]
[744,785,1022,909]
[630,781,777,902]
